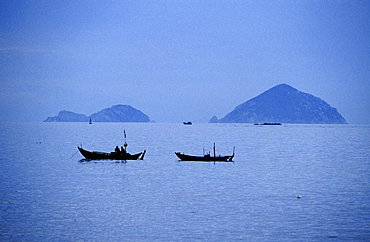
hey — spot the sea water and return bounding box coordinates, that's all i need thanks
[0,122,369,241]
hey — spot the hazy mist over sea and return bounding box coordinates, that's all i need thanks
[1,1,369,123]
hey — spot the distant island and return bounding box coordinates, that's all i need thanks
[44,105,151,122]
[210,84,347,124]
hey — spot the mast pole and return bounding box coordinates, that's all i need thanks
[124,130,127,151]
[213,143,216,157]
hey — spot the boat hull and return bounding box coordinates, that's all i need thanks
[78,147,145,160]
[175,152,234,162]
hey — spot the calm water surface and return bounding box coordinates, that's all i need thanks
[0,122,369,241]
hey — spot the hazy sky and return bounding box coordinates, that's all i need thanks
[1,0,369,123]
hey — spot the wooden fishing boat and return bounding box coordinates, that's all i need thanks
[175,152,234,162]
[77,130,146,161]
[78,147,146,160]
[175,144,234,162]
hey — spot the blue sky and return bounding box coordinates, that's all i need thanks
[1,0,369,123]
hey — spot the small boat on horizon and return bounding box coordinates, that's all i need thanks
[254,122,282,125]
[175,143,234,162]
[183,122,192,125]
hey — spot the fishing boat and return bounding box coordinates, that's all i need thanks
[175,144,234,162]
[77,130,146,160]
[183,122,192,125]
[78,147,146,160]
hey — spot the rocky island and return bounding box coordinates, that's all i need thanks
[210,84,347,124]
[44,105,151,122]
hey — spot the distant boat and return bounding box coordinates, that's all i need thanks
[89,117,92,124]
[78,147,146,160]
[254,122,282,125]
[175,144,234,162]
[183,122,192,125]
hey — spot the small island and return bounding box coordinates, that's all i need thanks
[44,105,151,123]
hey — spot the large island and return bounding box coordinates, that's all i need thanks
[210,84,347,124]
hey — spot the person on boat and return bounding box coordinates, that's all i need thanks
[115,146,120,153]
[120,146,126,154]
